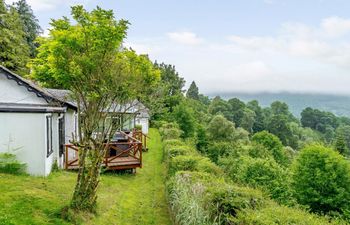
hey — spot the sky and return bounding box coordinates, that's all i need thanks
[6,0,350,95]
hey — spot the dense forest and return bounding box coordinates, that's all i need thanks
[216,92,350,117]
[1,0,350,224]
[151,65,350,224]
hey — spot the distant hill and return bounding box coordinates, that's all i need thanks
[208,92,350,117]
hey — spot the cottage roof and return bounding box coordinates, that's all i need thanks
[0,66,77,111]
[44,88,77,108]
[0,66,150,116]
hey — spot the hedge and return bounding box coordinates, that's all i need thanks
[159,123,345,225]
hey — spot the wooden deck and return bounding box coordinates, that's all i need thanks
[65,130,147,171]
[66,156,141,170]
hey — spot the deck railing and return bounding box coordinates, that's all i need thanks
[132,129,148,151]
[64,131,144,170]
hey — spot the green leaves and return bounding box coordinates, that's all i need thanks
[292,144,350,215]
[0,0,30,74]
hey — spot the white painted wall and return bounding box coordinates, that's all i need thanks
[65,109,77,143]
[136,117,149,134]
[0,112,64,176]
[60,109,78,167]
[0,73,47,105]
[0,113,47,175]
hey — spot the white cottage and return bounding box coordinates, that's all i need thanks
[114,100,150,134]
[0,66,77,176]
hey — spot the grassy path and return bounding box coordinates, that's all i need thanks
[88,128,171,225]
[0,128,171,225]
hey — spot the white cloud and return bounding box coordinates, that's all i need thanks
[227,35,283,51]
[167,31,204,45]
[227,18,350,68]
[321,16,350,37]
[99,17,350,95]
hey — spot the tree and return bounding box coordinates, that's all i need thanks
[198,93,210,105]
[207,114,235,141]
[298,127,322,148]
[335,125,350,152]
[0,0,30,74]
[301,107,338,133]
[292,144,350,215]
[207,141,237,163]
[270,101,289,116]
[334,132,349,156]
[152,62,185,118]
[208,96,231,119]
[227,98,245,126]
[172,102,196,138]
[186,81,199,100]
[240,108,256,132]
[237,157,292,204]
[13,0,42,57]
[266,114,298,148]
[31,6,159,212]
[247,100,265,133]
[252,131,289,166]
[155,62,185,96]
[196,125,208,153]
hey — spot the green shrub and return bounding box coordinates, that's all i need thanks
[164,145,196,161]
[219,155,293,205]
[292,144,350,216]
[239,157,293,205]
[168,155,200,175]
[167,171,265,225]
[196,158,223,176]
[134,124,142,131]
[247,143,272,159]
[196,124,209,153]
[161,128,182,140]
[167,172,344,225]
[163,139,184,149]
[252,131,290,166]
[0,153,26,174]
[51,160,59,172]
[206,141,242,163]
[172,103,196,138]
[159,122,179,130]
[236,202,347,225]
[160,128,347,225]
[168,155,221,176]
[151,120,167,129]
[206,183,265,224]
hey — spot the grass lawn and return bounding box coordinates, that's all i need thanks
[0,128,172,225]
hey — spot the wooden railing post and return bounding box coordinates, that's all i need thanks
[64,145,68,169]
[139,142,142,168]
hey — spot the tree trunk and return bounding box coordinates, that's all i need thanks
[70,144,105,212]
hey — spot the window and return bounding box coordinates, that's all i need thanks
[46,115,53,157]
[111,115,122,129]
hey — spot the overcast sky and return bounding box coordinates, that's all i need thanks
[6,0,350,95]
